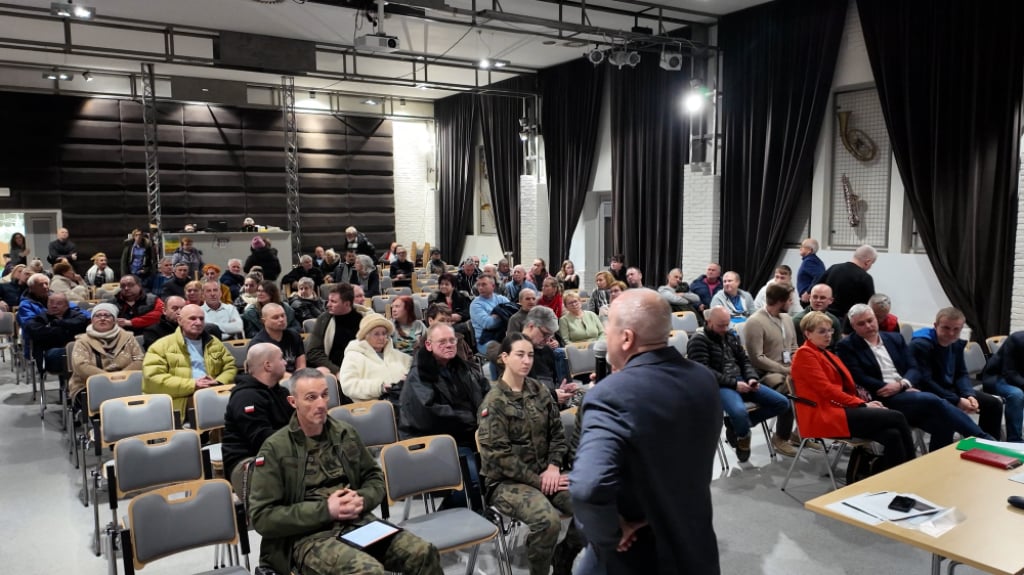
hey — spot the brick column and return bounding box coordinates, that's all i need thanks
[682,164,721,281]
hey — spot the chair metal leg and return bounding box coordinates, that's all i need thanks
[92,468,103,556]
[717,438,730,472]
[760,420,776,461]
[780,439,809,491]
[463,545,480,575]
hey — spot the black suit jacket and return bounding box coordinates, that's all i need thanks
[836,331,921,397]
[571,347,722,575]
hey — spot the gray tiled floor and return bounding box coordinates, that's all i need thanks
[0,366,989,575]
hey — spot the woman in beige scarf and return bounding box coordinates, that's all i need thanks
[68,303,145,404]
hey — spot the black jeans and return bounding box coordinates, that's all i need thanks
[844,406,915,471]
[973,390,1004,441]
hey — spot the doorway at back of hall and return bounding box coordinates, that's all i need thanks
[0,211,61,273]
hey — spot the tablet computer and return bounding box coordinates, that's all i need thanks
[337,520,402,550]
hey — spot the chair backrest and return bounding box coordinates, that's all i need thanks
[222,339,249,371]
[86,371,145,417]
[329,400,397,447]
[319,283,333,300]
[899,322,913,344]
[671,311,699,334]
[0,311,14,336]
[100,393,175,448]
[380,435,463,504]
[302,318,316,334]
[986,335,1007,355]
[325,374,342,409]
[964,341,986,377]
[135,334,145,350]
[193,385,234,434]
[125,479,241,571]
[371,295,391,315]
[380,276,393,291]
[566,342,595,377]
[560,407,578,446]
[112,429,205,498]
[388,286,412,297]
[667,330,689,357]
[65,340,77,374]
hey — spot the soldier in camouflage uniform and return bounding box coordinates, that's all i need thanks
[478,333,584,575]
[248,368,442,575]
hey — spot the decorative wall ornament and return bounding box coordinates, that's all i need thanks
[837,110,878,162]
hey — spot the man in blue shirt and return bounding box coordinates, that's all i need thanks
[469,275,510,354]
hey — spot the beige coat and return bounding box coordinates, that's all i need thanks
[69,330,146,399]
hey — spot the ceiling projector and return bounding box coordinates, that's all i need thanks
[355,34,400,53]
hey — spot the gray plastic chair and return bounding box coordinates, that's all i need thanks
[672,311,699,334]
[193,384,235,470]
[81,371,145,503]
[91,393,175,554]
[380,435,500,575]
[302,318,316,334]
[222,339,249,371]
[329,400,397,448]
[566,342,596,378]
[102,429,208,571]
[668,330,689,357]
[121,479,250,575]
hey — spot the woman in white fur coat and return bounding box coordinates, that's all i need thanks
[338,313,411,402]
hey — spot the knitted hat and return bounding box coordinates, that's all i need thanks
[251,236,266,249]
[356,313,393,341]
[92,302,120,318]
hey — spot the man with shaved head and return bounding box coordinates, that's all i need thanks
[572,289,722,575]
[222,342,292,488]
[249,302,307,379]
[143,304,236,416]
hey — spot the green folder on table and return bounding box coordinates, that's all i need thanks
[956,437,1024,462]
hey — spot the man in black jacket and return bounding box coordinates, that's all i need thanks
[280,254,324,291]
[160,262,192,300]
[400,323,490,508]
[24,292,89,374]
[222,342,292,487]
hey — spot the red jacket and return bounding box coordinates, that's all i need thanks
[538,292,564,318]
[790,340,866,438]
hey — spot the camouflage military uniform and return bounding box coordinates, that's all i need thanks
[249,414,442,575]
[478,377,584,575]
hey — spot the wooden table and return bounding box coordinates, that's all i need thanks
[806,444,1024,575]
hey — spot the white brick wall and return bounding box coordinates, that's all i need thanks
[392,121,436,254]
[681,165,721,281]
[519,175,549,268]
[1012,151,1024,332]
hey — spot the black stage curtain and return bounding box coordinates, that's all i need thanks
[541,59,606,271]
[610,57,689,284]
[478,91,524,261]
[718,0,846,290]
[435,93,477,263]
[858,0,1023,341]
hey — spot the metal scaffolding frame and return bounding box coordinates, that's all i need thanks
[141,62,163,255]
[282,76,301,261]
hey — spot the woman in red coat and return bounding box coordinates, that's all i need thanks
[791,311,915,472]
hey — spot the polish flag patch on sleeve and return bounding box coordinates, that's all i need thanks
[480,408,489,418]
[244,405,255,414]
[254,457,265,467]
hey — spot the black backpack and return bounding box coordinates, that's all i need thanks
[845,445,882,484]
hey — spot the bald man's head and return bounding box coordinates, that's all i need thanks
[706,307,733,336]
[178,304,205,339]
[246,342,287,384]
[261,302,287,333]
[606,288,669,370]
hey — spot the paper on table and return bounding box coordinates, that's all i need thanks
[1010,471,1024,485]
[915,507,966,538]
[825,500,883,526]
[840,491,946,522]
[974,438,1024,455]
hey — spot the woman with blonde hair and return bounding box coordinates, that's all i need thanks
[558,291,604,344]
[555,260,580,291]
[339,313,412,401]
[183,280,204,306]
[86,252,116,287]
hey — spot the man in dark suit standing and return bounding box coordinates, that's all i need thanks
[571,289,721,575]
[818,244,877,320]
[836,304,991,450]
